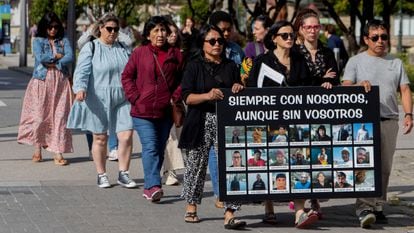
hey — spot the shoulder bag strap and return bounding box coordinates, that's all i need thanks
[153,53,172,95]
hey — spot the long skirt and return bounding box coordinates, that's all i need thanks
[17,69,73,153]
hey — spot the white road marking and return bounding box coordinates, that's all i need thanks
[0,100,6,107]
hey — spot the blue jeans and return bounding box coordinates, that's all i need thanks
[132,117,172,189]
[208,146,219,197]
[85,132,118,151]
[86,133,93,151]
[108,133,118,151]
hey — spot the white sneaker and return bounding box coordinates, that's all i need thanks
[165,170,180,186]
[108,149,118,161]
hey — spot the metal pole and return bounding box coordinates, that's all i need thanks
[19,0,27,67]
[67,0,76,74]
[397,0,403,53]
[155,0,160,15]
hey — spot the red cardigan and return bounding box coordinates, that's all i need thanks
[121,44,183,119]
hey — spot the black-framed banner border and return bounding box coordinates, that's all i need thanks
[217,86,381,202]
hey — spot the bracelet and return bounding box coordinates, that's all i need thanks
[404,113,413,118]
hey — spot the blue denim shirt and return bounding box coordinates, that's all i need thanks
[32,37,73,80]
[225,41,245,66]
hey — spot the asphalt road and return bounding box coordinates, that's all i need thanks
[0,69,30,128]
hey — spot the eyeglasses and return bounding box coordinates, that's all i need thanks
[232,156,241,159]
[368,34,388,42]
[204,38,225,46]
[48,25,59,30]
[105,26,120,33]
[302,24,321,31]
[276,32,295,41]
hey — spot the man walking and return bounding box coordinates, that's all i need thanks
[342,19,413,228]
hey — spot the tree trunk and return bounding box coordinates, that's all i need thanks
[188,0,197,19]
[349,0,360,54]
[361,0,374,45]
[290,0,302,23]
[382,0,392,51]
[322,0,359,55]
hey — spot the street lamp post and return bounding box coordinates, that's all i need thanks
[67,0,76,74]
[19,0,26,67]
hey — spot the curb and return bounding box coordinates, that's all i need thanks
[8,66,33,76]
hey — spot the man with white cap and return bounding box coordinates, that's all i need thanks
[339,147,352,167]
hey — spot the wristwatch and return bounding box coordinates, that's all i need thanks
[404,113,413,118]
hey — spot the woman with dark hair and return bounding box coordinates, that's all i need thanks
[247,20,319,227]
[247,20,307,88]
[178,24,245,229]
[67,13,136,189]
[18,12,73,166]
[316,125,331,141]
[121,16,183,202]
[244,15,273,59]
[313,172,331,188]
[181,17,199,58]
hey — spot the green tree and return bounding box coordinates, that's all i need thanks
[179,0,209,25]
[29,0,87,24]
[29,0,153,26]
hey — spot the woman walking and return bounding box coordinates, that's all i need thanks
[18,11,73,166]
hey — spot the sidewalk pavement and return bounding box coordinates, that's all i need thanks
[0,54,413,233]
[0,53,34,75]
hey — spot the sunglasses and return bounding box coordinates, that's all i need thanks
[48,25,59,30]
[105,26,120,33]
[368,34,388,42]
[276,32,295,41]
[302,24,321,31]
[204,38,225,46]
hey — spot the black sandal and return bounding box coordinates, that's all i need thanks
[184,212,201,223]
[224,217,247,229]
[262,212,277,225]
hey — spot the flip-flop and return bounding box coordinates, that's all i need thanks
[262,212,277,225]
[295,211,319,229]
[224,217,247,229]
[184,212,201,223]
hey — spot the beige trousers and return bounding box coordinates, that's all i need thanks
[162,126,185,173]
[355,120,399,215]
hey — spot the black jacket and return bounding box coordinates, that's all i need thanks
[178,55,240,149]
[247,49,308,87]
[293,43,340,86]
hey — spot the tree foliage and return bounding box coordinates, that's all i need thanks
[330,0,414,16]
[29,0,87,24]
[178,0,210,25]
[29,0,152,26]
